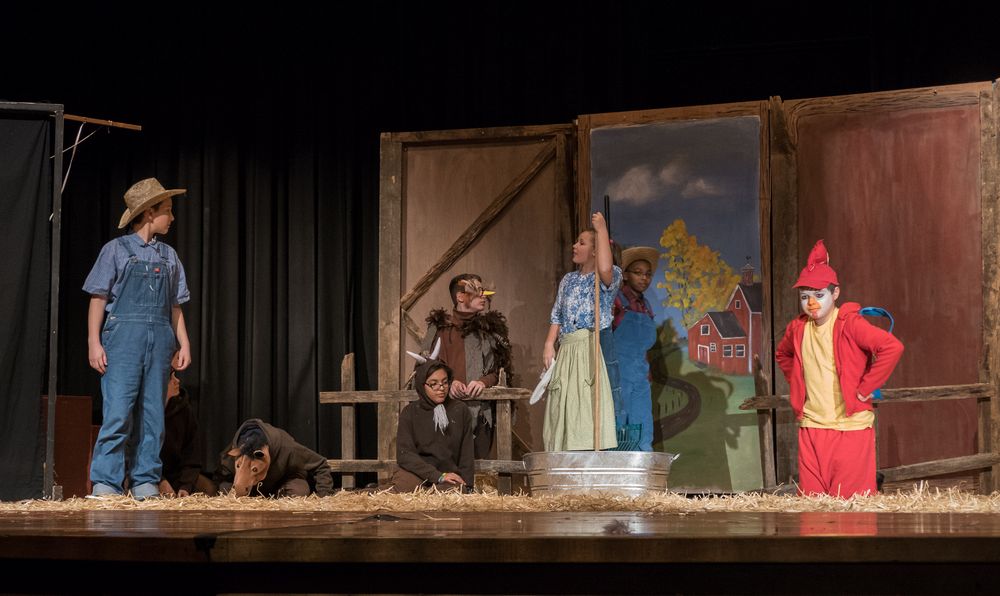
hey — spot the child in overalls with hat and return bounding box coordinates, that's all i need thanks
[84,178,192,499]
[612,246,660,452]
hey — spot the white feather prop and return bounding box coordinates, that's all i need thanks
[529,359,555,405]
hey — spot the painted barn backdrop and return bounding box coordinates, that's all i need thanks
[383,84,999,492]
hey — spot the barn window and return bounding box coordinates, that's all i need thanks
[710,343,717,352]
[723,345,733,358]
[700,324,710,336]
[735,345,746,358]
[735,300,742,310]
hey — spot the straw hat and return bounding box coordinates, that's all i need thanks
[117,178,186,229]
[621,246,660,274]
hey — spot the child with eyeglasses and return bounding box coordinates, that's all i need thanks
[611,246,660,451]
[392,360,475,491]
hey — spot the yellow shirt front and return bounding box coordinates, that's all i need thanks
[799,307,874,430]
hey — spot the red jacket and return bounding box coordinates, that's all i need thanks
[776,302,904,420]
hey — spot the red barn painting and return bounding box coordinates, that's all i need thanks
[687,263,761,375]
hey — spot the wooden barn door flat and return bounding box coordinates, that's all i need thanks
[772,82,999,492]
[379,125,576,478]
[578,102,773,491]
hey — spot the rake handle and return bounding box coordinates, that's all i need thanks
[593,270,601,452]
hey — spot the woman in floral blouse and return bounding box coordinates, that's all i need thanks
[541,212,622,451]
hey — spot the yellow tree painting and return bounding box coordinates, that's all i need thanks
[658,219,739,329]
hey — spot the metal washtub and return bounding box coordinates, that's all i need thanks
[523,451,680,497]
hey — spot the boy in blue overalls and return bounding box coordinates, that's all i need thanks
[612,246,659,452]
[84,178,192,499]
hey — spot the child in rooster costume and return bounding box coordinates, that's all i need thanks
[776,240,904,497]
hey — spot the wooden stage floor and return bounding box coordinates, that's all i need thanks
[3,508,1000,593]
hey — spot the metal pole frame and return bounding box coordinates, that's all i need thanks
[0,101,64,499]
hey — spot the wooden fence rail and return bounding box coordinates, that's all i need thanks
[321,354,530,492]
[740,382,997,492]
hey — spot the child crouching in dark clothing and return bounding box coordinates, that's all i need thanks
[392,360,475,492]
[215,419,334,497]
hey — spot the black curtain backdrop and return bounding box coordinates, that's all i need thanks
[51,86,381,475]
[0,114,53,500]
[4,2,1000,487]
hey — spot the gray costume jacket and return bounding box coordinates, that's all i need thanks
[422,309,512,427]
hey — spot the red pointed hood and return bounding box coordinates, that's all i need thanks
[794,239,839,288]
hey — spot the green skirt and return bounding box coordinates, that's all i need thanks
[542,329,618,451]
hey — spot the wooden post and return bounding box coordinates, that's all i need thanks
[378,134,403,484]
[593,269,601,451]
[497,368,513,494]
[753,356,776,488]
[978,397,992,492]
[981,83,1000,494]
[768,95,800,484]
[340,354,356,489]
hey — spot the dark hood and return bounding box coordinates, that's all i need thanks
[164,387,191,419]
[413,359,453,409]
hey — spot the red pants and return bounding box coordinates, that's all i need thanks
[798,426,876,497]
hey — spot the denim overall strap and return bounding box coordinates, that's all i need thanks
[107,237,171,324]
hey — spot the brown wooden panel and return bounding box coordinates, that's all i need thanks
[40,395,93,498]
[791,90,986,475]
[876,399,979,468]
[584,101,773,130]
[400,137,574,452]
[796,104,982,388]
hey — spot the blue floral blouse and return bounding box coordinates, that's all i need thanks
[549,266,623,335]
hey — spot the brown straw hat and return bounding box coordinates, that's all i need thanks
[621,246,660,274]
[117,178,187,229]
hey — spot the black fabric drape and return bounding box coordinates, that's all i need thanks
[54,79,380,478]
[0,115,52,500]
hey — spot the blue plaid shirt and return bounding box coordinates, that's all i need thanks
[83,233,190,311]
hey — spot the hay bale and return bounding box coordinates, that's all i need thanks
[2,482,999,514]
